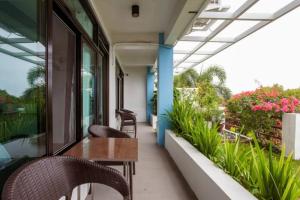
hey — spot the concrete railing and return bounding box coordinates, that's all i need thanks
[165,130,257,200]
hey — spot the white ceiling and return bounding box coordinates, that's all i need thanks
[91,0,185,43]
[89,0,207,68]
[90,0,184,68]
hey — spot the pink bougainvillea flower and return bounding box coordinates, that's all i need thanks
[292,97,299,106]
[281,105,289,113]
[281,98,289,106]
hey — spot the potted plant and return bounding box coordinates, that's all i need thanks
[151,90,157,130]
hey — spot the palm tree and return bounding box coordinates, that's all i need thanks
[174,65,231,99]
[23,66,45,100]
[174,69,198,88]
[198,65,231,100]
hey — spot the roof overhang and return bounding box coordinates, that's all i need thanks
[174,0,300,74]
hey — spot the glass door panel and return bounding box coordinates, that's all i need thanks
[82,42,96,136]
[97,54,103,125]
[52,13,76,152]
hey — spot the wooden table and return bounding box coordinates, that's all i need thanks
[64,137,138,199]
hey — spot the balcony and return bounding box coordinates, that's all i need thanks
[1,0,300,200]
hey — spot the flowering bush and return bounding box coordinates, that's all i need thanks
[226,86,300,146]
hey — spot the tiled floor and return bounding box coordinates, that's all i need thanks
[90,123,197,200]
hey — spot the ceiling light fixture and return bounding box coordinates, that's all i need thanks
[132,5,139,17]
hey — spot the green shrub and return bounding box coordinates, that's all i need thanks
[168,98,221,158]
[218,139,251,180]
[195,81,223,121]
[250,137,300,200]
[187,117,221,159]
[167,98,195,136]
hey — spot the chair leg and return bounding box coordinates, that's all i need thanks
[134,124,137,138]
[123,163,126,176]
[133,162,136,175]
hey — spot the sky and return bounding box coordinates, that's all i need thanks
[194,6,300,95]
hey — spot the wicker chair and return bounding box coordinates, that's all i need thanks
[88,125,130,138]
[117,110,137,138]
[2,156,130,200]
[88,125,136,175]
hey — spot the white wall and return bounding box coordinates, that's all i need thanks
[124,67,147,122]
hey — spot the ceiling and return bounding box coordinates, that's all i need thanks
[89,0,208,69]
[90,0,185,43]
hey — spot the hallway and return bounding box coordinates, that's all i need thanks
[90,123,197,200]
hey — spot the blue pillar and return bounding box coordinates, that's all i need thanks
[146,66,154,123]
[157,33,173,146]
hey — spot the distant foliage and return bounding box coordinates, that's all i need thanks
[174,65,232,100]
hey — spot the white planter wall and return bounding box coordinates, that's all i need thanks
[165,130,257,200]
[282,113,300,159]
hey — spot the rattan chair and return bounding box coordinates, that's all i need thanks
[117,110,137,138]
[2,156,130,200]
[88,125,130,138]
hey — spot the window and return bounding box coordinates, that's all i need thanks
[116,60,124,111]
[52,13,77,153]
[64,0,94,39]
[0,0,46,188]
[97,54,104,125]
[82,42,96,136]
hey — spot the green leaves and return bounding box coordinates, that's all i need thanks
[168,97,300,200]
[218,138,251,180]
[249,137,300,200]
[187,118,221,159]
[167,98,221,158]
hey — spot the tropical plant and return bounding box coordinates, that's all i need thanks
[195,81,222,121]
[151,90,157,115]
[174,65,232,100]
[217,139,251,180]
[250,137,300,200]
[167,97,221,158]
[174,69,199,88]
[187,116,221,159]
[167,97,195,135]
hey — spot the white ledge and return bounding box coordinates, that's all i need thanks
[165,129,257,200]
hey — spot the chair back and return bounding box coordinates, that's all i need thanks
[2,156,130,200]
[88,125,130,138]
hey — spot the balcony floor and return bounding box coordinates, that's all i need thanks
[88,123,197,200]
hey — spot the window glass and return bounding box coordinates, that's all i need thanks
[0,0,46,186]
[97,54,104,124]
[82,43,96,136]
[52,13,77,152]
[64,0,94,39]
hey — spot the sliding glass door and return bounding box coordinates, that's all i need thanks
[82,42,96,136]
[52,13,76,153]
[97,54,104,125]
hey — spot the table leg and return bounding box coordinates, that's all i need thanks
[129,162,133,200]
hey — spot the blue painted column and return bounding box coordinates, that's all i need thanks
[157,33,173,146]
[146,66,154,123]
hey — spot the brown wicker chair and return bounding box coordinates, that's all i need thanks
[117,110,137,138]
[2,156,130,200]
[88,125,130,138]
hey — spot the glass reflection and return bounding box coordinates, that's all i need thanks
[0,0,46,171]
